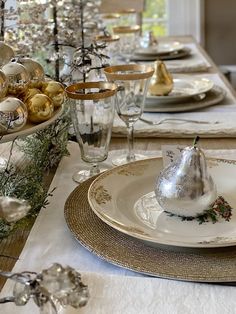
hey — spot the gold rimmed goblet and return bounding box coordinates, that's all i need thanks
[93,35,120,78]
[104,64,154,166]
[66,81,117,183]
[112,25,140,63]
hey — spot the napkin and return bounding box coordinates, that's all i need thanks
[2,142,236,314]
[112,73,236,138]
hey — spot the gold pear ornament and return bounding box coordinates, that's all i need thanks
[155,137,217,217]
[149,60,173,96]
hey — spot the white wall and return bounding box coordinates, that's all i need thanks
[167,0,205,45]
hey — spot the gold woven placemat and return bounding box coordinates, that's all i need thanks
[64,176,236,283]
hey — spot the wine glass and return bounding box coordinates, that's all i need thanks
[65,81,117,183]
[104,64,154,166]
[112,25,140,63]
[93,34,120,79]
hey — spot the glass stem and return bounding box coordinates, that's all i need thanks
[126,124,135,162]
[89,163,100,177]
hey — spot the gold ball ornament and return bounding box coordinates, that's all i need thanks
[19,58,45,87]
[26,94,54,123]
[24,88,42,102]
[0,42,15,66]
[0,97,28,134]
[2,62,30,96]
[0,70,9,100]
[42,81,65,108]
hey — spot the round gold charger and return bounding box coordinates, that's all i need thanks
[64,176,236,283]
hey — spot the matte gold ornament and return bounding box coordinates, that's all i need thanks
[149,61,173,96]
[19,58,45,87]
[155,138,217,217]
[0,42,15,66]
[26,94,54,123]
[0,97,28,134]
[2,62,30,96]
[0,70,8,100]
[42,81,65,108]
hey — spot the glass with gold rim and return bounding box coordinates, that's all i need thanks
[104,64,154,166]
[66,82,117,183]
[112,25,140,63]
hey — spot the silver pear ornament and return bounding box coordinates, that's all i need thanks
[155,137,217,217]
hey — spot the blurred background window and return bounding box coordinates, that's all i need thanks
[142,0,167,36]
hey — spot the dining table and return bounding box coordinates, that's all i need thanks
[1,35,236,313]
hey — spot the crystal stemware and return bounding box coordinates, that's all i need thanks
[93,34,120,79]
[112,25,140,63]
[104,64,154,166]
[66,81,117,183]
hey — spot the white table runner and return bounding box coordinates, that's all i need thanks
[1,141,236,314]
[113,73,236,138]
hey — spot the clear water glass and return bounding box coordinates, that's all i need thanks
[66,82,117,183]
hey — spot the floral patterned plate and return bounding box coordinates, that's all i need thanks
[88,157,236,248]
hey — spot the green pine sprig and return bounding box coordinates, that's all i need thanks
[0,110,70,238]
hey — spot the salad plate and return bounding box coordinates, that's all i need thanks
[136,41,184,56]
[144,85,225,113]
[146,76,214,105]
[88,157,236,248]
[132,47,191,61]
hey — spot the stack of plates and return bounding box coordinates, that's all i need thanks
[144,76,226,113]
[65,157,236,282]
[88,157,236,249]
[132,41,191,61]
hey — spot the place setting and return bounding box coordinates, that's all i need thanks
[64,137,236,283]
[131,39,192,62]
[143,60,226,113]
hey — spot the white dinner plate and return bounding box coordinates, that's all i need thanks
[146,76,214,105]
[0,105,64,143]
[132,47,191,61]
[144,85,226,113]
[88,157,236,248]
[136,41,184,56]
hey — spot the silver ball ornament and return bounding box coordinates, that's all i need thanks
[18,58,45,87]
[0,97,28,134]
[2,62,30,96]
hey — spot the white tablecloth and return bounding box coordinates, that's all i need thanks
[1,142,236,314]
